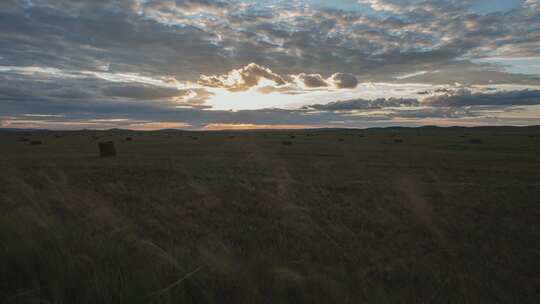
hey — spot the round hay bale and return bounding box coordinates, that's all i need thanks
[99,141,116,157]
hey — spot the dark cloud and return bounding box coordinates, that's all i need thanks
[102,85,189,100]
[425,89,540,107]
[296,73,329,88]
[330,73,358,89]
[306,97,419,110]
[1,0,538,84]
[305,89,540,112]
[3,86,540,129]
[0,1,227,79]
[0,70,212,111]
[198,63,287,92]
[434,88,454,94]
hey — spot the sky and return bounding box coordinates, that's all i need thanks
[0,0,539,130]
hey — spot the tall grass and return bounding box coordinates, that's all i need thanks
[0,173,360,304]
[1,128,539,303]
[0,171,520,304]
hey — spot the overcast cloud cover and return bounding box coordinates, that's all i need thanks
[0,0,539,129]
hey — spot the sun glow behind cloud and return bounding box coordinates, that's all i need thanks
[204,88,300,110]
[202,123,322,130]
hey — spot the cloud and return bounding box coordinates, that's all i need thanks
[434,88,454,94]
[143,0,230,14]
[524,0,540,10]
[357,0,409,13]
[394,71,431,80]
[1,0,538,86]
[330,73,358,89]
[425,89,540,107]
[294,73,329,88]
[198,63,361,93]
[127,121,191,130]
[198,63,287,92]
[3,86,540,130]
[1,0,540,129]
[307,88,540,112]
[305,97,419,110]
[102,85,190,100]
[294,72,359,89]
[171,0,229,10]
[202,123,320,130]
[0,68,215,112]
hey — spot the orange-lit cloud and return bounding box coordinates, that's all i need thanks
[198,63,359,94]
[330,73,359,89]
[294,73,329,88]
[202,123,322,130]
[127,122,191,130]
[199,63,287,92]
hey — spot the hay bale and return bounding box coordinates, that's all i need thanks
[99,141,116,157]
[338,138,345,142]
[394,139,403,143]
[29,140,42,145]
[469,138,482,144]
[282,141,293,146]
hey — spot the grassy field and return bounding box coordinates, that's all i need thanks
[1,126,539,303]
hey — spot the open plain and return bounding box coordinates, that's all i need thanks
[1,126,539,303]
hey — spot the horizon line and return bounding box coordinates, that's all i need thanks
[2,124,540,132]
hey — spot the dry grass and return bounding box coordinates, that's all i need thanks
[0,126,539,303]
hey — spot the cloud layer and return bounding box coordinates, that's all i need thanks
[1,0,539,129]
